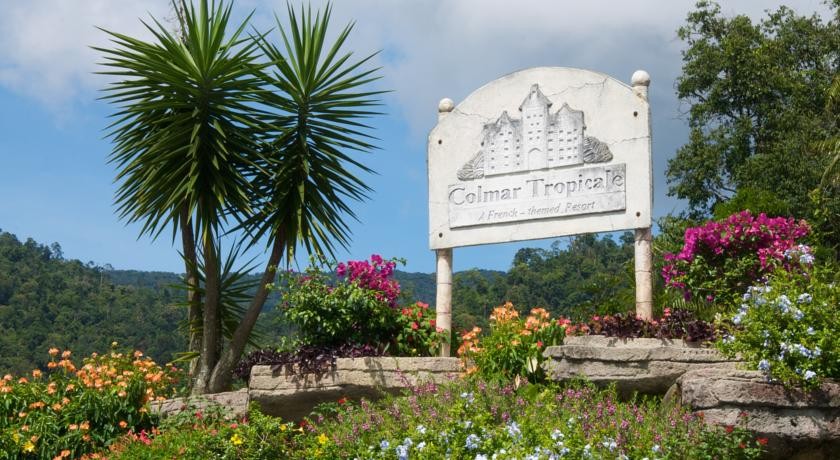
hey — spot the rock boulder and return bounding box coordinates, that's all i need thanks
[668,369,840,460]
[543,335,740,395]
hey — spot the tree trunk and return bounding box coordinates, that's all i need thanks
[179,206,203,384]
[207,235,285,393]
[193,229,221,395]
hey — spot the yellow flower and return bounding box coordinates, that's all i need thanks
[280,424,288,432]
[317,433,328,445]
[230,433,244,446]
[22,440,36,453]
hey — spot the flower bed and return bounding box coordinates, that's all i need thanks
[108,378,765,459]
[0,346,178,459]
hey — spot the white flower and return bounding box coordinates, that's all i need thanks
[804,370,817,380]
[465,434,480,450]
[777,295,792,313]
[475,455,488,460]
[758,359,770,372]
[652,444,661,453]
[551,429,564,441]
[417,441,426,451]
[797,293,813,304]
[807,327,816,335]
[380,440,390,450]
[505,421,522,439]
[602,439,618,451]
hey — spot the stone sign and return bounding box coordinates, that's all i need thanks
[427,67,654,355]
[428,67,651,249]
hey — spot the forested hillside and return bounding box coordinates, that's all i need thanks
[0,231,184,375]
[0,229,634,374]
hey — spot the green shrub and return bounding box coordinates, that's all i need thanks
[393,302,446,357]
[0,345,178,459]
[457,303,566,382]
[717,264,840,388]
[279,258,398,347]
[278,257,445,357]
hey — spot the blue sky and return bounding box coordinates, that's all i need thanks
[0,0,831,274]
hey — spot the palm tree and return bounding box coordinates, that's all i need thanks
[98,0,383,393]
[206,3,384,392]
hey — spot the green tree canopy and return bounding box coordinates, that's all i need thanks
[667,1,840,228]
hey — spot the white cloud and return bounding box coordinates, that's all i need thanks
[0,0,170,110]
[1,0,831,124]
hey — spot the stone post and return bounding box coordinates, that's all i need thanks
[435,248,453,356]
[631,70,653,320]
[435,98,455,356]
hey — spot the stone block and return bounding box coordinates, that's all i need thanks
[249,357,462,421]
[670,369,840,460]
[543,335,739,395]
[151,388,249,420]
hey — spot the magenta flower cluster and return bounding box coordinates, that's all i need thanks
[336,254,401,307]
[662,211,810,300]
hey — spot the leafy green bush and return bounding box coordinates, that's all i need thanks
[109,379,765,459]
[278,257,445,358]
[393,302,446,357]
[717,263,840,389]
[0,346,178,459]
[279,257,399,347]
[457,303,565,382]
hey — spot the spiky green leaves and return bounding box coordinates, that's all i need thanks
[98,0,268,240]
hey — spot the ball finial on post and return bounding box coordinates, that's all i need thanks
[438,98,454,121]
[631,70,650,101]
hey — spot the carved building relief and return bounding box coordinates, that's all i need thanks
[457,84,612,181]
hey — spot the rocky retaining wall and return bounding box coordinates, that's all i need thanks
[668,369,840,460]
[543,335,740,395]
[249,357,462,420]
[151,388,249,420]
